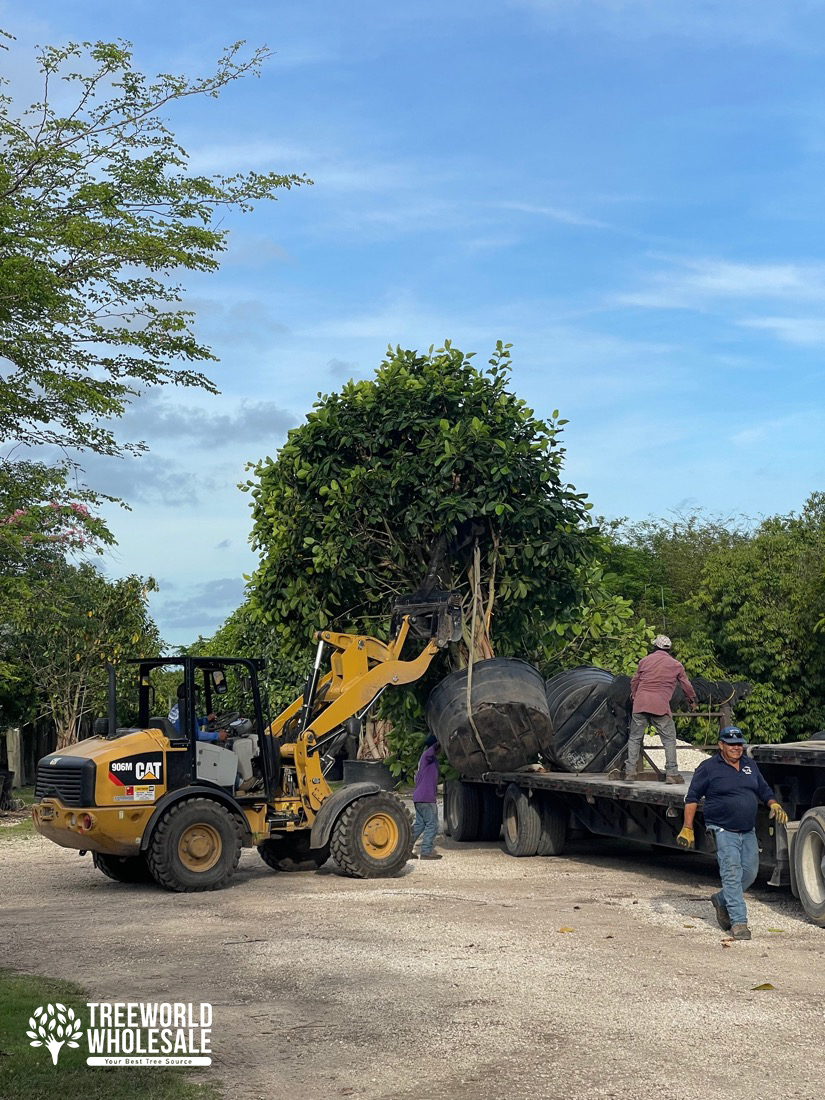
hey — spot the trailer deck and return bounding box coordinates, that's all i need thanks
[481,768,693,807]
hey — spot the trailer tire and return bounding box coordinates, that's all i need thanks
[535,794,567,856]
[92,851,154,884]
[793,806,825,926]
[146,797,242,892]
[444,780,483,842]
[502,783,542,857]
[478,785,503,841]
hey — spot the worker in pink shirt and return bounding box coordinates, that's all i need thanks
[625,635,697,784]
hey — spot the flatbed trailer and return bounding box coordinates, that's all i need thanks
[444,739,825,926]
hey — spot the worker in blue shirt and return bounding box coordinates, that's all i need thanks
[677,726,788,940]
[168,683,228,744]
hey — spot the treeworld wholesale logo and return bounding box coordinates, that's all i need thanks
[26,1002,213,1067]
[26,1004,83,1064]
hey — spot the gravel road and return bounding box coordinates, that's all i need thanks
[2,827,823,1100]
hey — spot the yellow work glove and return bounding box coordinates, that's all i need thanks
[676,827,695,849]
[769,803,789,826]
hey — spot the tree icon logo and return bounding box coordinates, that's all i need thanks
[26,1004,83,1064]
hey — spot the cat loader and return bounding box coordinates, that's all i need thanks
[31,591,461,892]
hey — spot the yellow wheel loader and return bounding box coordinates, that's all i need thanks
[32,592,461,892]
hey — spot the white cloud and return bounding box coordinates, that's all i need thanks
[616,257,825,312]
[497,200,609,229]
[738,316,825,347]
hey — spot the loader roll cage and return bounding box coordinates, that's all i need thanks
[104,656,280,801]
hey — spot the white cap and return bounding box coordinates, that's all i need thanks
[653,634,672,649]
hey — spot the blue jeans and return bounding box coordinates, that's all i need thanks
[709,827,759,926]
[412,802,438,854]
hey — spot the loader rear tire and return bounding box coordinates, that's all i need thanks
[258,833,328,872]
[146,798,241,892]
[92,851,154,884]
[330,792,412,878]
[502,783,542,857]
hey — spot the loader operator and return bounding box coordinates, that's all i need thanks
[625,635,697,784]
[168,683,257,792]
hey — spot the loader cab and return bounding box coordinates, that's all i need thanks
[101,656,278,801]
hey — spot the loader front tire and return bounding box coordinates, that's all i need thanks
[146,798,241,892]
[330,792,412,878]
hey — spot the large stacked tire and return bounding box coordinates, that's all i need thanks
[426,658,554,778]
[544,667,628,773]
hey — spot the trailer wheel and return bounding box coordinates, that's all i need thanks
[478,785,503,841]
[92,851,154,884]
[502,783,542,857]
[793,806,825,926]
[330,792,412,878]
[146,797,242,892]
[444,780,482,841]
[258,833,328,872]
[535,794,567,856]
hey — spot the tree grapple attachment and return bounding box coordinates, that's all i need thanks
[390,589,463,648]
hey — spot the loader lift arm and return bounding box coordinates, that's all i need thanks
[268,591,462,814]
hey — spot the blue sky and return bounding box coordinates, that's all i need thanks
[6,1,825,644]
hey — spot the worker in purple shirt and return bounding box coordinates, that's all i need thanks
[625,635,697,784]
[410,734,442,860]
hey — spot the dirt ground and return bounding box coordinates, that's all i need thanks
[2,825,824,1100]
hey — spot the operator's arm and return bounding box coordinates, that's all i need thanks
[196,718,227,744]
[676,663,697,709]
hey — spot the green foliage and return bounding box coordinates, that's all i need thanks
[7,561,162,746]
[0,35,308,458]
[543,562,652,677]
[695,492,825,740]
[242,342,600,772]
[600,512,749,640]
[245,341,598,656]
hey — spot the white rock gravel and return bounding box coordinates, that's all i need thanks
[2,828,824,1100]
[642,732,715,773]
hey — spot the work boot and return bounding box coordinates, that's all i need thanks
[711,894,732,931]
[420,852,443,860]
[665,773,684,785]
[730,923,752,941]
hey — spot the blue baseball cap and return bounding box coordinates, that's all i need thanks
[719,726,746,745]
